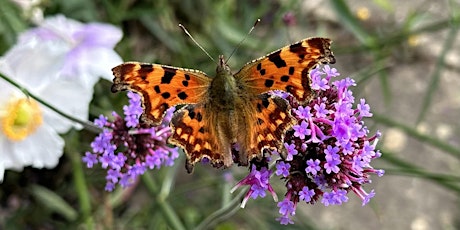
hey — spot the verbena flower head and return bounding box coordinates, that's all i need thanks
[83,92,179,191]
[232,65,383,225]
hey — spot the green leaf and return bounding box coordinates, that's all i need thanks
[30,185,78,221]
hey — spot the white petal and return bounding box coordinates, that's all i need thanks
[77,23,122,47]
[0,76,18,107]
[66,47,122,88]
[28,14,84,41]
[4,124,64,170]
[1,38,69,91]
[1,66,92,133]
[39,77,94,133]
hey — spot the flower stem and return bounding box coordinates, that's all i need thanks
[142,172,186,230]
[195,187,248,230]
[373,113,460,159]
[0,72,102,134]
[381,150,460,194]
[65,131,94,229]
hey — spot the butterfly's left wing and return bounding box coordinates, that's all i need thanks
[112,62,212,125]
[235,37,335,103]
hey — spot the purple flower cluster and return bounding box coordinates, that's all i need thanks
[233,65,384,224]
[83,91,179,191]
[230,165,278,208]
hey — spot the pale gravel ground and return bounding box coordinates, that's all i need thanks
[296,1,460,230]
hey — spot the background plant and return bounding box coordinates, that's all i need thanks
[0,0,459,229]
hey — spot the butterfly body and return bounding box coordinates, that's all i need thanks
[202,56,243,168]
[208,56,239,111]
[112,37,336,172]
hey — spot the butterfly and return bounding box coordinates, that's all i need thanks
[111,37,335,173]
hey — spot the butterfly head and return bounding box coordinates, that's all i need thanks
[217,55,232,75]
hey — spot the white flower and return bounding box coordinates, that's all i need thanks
[1,14,122,132]
[0,79,64,182]
[0,15,123,181]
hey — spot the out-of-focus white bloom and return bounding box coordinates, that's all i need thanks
[11,0,44,23]
[0,79,64,182]
[1,14,123,132]
[0,14,123,181]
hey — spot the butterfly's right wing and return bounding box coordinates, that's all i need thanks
[112,62,212,125]
[235,37,335,103]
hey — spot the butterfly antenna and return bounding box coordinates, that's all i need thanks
[179,24,216,63]
[225,18,261,64]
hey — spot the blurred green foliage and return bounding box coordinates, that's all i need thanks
[1,0,459,229]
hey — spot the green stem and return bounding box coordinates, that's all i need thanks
[330,0,377,46]
[0,72,103,134]
[196,161,279,230]
[159,157,180,200]
[142,173,186,230]
[195,188,248,230]
[381,151,460,194]
[373,113,460,159]
[335,18,457,54]
[65,131,94,229]
[416,24,459,124]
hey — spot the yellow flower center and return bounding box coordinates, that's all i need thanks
[1,98,43,141]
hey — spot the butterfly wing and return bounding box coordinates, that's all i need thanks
[112,62,212,125]
[235,94,296,165]
[233,37,334,163]
[252,94,296,154]
[169,104,233,173]
[235,37,335,103]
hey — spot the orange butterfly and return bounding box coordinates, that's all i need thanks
[111,37,335,172]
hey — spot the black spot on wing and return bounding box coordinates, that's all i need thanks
[280,75,289,82]
[264,79,274,88]
[188,109,196,119]
[261,96,270,108]
[138,65,153,81]
[178,92,188,100]
[289,42,302,52]
[161,68,176,84]
[154,85,161,93]
[268,50,287,68]
[161,92,171,99]
[256,94,270,113]
[196,112,202,122]
[289,66,295,75]
[140,64,154,71]
[289,42,307,60]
